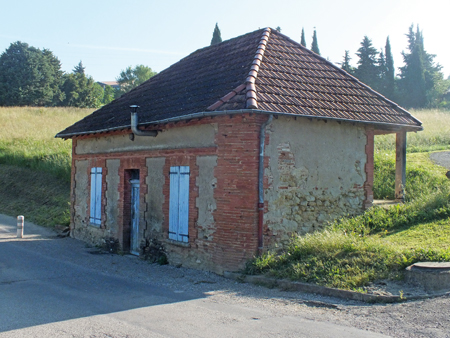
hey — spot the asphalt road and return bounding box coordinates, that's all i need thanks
[0,214,387,337]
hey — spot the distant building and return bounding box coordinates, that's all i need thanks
[97,81,119,90]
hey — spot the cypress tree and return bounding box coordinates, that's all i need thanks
[384,37,395,100]
[210,23,222,46]
[311,29,320,55]
[300,28,306,47]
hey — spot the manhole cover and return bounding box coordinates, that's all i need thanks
[410,262,450,271]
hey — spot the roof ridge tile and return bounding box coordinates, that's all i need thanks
[206,83,246,111]
[245,27,271,109]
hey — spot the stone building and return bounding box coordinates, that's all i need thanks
[56,28,422,273]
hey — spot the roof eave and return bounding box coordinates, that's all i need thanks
[55,109,422,139]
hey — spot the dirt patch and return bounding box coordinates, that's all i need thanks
[363,279,432,298]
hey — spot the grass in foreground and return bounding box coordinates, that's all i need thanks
[246,153,450,290]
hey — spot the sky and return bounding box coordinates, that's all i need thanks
[1,0,448,82]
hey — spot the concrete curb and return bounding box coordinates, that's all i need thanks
[223,272,450,303]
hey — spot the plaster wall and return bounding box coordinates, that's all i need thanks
[75,123,217,155]
[72,159,105,243]
[73,160,89,229]
[145,157,166,237]
[195,155,218,240]
[264,116,367,245]
[105,159,120,237]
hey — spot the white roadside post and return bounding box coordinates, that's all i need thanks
[17,215,24,238]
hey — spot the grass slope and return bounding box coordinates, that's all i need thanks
[0,107,93,226]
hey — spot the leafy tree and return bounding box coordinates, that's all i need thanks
[210,23,222,45]
[116,64,157,96]
[0,41,63,106]
[73,61,85,75]
[398,24,445,108]
[311,29,320,55]
[300,28,306,47]
[59,65,103,108]
[101,85,116,105]
[384,37,395,100]
[354,36,379,90]
[340,50,355,75]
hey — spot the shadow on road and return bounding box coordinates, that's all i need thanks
[0,215,205,333]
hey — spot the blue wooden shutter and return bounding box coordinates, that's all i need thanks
[169,167,180,240]
[178,166,190,242]
[90,167,102,225]
[169,166,190,242]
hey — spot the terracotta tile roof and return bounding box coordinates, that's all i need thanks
[57,28,422,138]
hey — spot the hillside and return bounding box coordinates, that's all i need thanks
[0,107,93,226]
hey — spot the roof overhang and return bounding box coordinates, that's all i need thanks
[55,109,422,139]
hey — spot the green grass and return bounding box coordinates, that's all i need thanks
[0,106,92,181]
[373,152,449,200]
[0,164,72,227]
[375,109,450,153]
[0,107,93,226]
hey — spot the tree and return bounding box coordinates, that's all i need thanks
[398,24,446,108]
[354,36,379,90]
[384,37,395,100]
[210,23,222,45]
[116,64,157,96]
[340,50,355,75]
[0,41,63,106]
[59,64,103,108]
[276,26,281,32]
[311,29,320,55]
[300,28,306,47]
[73,61,85,75]
[101,85,116,105]
[377,49,387,95]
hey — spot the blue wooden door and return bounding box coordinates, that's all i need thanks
[130,179,140,255]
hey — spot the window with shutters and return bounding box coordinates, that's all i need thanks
[90,167,102,226]
[169,166,190,242]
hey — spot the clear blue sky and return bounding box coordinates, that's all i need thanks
[1,0,448,81]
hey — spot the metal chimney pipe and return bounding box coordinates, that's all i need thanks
[130,105,158,137]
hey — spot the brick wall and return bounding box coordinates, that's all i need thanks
[71,113,266,273]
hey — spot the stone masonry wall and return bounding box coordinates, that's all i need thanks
[264,116,368,247]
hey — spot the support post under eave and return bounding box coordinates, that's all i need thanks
[395,130,407,201]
